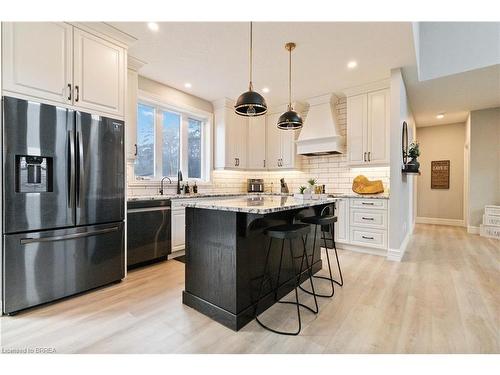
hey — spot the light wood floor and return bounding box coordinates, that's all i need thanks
[1,224,498,354]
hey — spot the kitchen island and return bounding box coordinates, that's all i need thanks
[182,195,339,331]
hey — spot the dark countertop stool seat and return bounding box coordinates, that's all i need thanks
[254,223,319,336]
[300,212,344,298]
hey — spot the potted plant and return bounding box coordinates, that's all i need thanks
[405,142,420,173]
[294,185,311,200]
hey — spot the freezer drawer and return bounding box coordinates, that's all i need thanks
[127,202,171,268]
[3,222,124,314]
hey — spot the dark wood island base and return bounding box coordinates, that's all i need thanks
[182,197,336,331]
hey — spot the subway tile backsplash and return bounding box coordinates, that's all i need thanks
[127,97,390,196]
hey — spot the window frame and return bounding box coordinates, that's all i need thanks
[135,92,212,183]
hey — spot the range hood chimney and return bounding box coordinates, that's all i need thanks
[296,94,344,156]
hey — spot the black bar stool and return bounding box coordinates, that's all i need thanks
[300,206,344,298]
[254,223,319,336]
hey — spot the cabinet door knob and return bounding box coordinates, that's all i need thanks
[67,84,72,101]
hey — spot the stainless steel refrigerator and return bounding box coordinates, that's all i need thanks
[2,96,125,314]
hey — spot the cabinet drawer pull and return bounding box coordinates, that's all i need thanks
[67,84,72,100]
[361,202,374,205]
[134,144,138,156]
[263,159,266,168]
[362,217,374,220]
[368,151,371,162]
[75,85,80,102]
[363,152,367,162]
[362,235,374,240]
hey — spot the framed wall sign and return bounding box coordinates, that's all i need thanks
[431,160,450,189]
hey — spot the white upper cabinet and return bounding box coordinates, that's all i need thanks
[213,100,248,169]
[266,110,301,170]
[366,89,390,164]
[2,22,73,104]
[73,28,125,117]
[2,22,128,119]
[247,116,267,169]
[266,112,282,169]
[347,84,390,166]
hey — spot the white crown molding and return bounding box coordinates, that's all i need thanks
[128,55,147,71]
[342,78,390,97]
[69,22,137,48]
[212,98,236,110]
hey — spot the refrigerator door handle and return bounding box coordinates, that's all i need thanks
[68,130,75,209]
[20,226,120,245]
[76,130,84,208]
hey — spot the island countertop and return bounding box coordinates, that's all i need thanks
[182,195,339,214]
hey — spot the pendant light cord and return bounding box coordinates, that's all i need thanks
[288,44,292,110]
[249,21,253,91]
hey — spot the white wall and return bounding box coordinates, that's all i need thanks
[468,107,500,228]
[388,68,416,261]
[416,123,465,224]
[417,22,500,81]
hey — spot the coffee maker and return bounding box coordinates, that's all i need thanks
[247,178,264,193]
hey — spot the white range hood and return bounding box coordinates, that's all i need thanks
[296,94,344,155]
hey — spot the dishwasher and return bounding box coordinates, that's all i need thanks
[127,199,171,268]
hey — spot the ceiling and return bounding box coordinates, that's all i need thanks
[110,22,416,106]
[110,22,499,126]
[404,64,500,127]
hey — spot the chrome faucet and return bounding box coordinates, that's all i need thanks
[177,170,183,195]
[159,176,172,195]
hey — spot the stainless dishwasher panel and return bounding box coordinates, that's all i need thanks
[3,222,124,314]
[127,201,171,268]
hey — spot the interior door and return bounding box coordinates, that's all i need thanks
[73,28,125,117]
[2,96,74,233]
[76,112,124,226]
[2,22,73,104]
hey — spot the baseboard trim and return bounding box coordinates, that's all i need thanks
[416,217,465,227]
[387,230,412,262]
[467,226,480,234]
[335,242,387,257]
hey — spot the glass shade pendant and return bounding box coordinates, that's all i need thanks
[277,42,303,130]
[235,22,267,117]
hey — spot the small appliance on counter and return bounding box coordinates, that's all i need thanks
[247,178,264,193]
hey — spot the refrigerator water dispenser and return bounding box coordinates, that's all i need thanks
[16,155,52,193]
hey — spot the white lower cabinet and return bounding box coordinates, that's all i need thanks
[334,197,389,253]
[171,205,187,252]
[334,198,349,244]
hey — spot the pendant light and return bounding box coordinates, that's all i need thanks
[277,42,303,130]
[235,22,267,117]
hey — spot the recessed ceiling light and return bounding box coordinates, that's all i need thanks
[262,87,270,93]
[184,83,192,89]
[147,22,159,32]
[347,60,358,69]
[436,113,445,119]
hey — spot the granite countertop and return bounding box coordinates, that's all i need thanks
[127,192,292,202]
[329,192,390,200]
[182,195,339,214]
[127,191,389,202]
